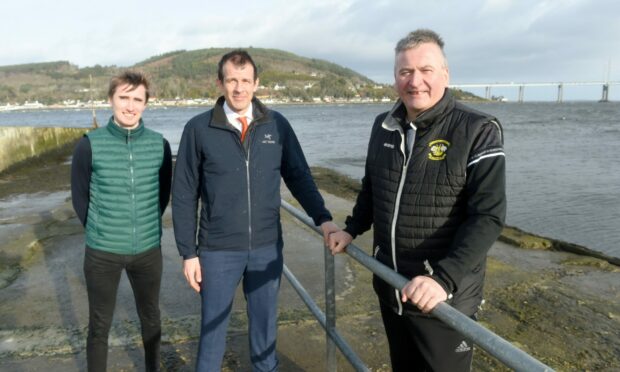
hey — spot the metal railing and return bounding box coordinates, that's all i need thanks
[280,199,554,372]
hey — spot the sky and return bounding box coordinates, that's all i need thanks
[1,0,619,101]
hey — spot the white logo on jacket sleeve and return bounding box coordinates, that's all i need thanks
[455,340,471,353]
[383,143,395,149]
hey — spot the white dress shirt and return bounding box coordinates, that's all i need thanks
[223,101,253,133]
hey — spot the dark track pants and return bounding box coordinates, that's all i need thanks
[196,244,283,372]
[380,301,474,372]
[84,247,162,372]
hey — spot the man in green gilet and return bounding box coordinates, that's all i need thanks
[71,71,172,371]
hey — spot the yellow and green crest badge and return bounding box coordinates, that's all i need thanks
[428,139,450,160]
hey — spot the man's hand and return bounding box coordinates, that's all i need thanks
[327,230,353,255]
[183,257,202,293]
[320,221,340,247]
[401,275,447,313]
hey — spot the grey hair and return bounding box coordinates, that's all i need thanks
[395,29,448,68]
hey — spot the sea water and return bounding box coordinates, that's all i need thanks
[1,101,618,258]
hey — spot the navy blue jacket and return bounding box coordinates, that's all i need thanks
[172,97,332,258]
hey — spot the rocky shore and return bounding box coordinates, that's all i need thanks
[0,145,618,371]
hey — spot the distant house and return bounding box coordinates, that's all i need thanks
[23,101,45,109]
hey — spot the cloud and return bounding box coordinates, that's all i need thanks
[445,0,620,83]
[0,0,618,92]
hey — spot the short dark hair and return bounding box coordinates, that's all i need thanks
[395,29,448,68]
[108,71,151,103]
[217,50,258,82]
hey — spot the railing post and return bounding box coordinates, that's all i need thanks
[325,245,337,371]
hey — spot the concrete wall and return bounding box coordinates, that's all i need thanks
[0,127,89,173]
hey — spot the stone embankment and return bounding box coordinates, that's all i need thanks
[0,126,89,174]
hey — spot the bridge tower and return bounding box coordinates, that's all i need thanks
[518,86,524,103]
[557,83,564,103]
[600,84,609,102]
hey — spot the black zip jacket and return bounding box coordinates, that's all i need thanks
[172,97,332,259]
[344,89,506,316]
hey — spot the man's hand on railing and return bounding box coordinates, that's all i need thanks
[320,221,340,247]
[401,276,448,313]
[327,230,353,255]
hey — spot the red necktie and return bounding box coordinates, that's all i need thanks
[237,116,248,142]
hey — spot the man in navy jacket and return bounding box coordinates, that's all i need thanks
[172,50,338,371]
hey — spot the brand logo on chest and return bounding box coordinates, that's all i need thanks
[262,133,276,144]
[428,139,450,160]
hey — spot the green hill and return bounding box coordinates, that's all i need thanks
[0,48,479,104]
[133,47,385,101]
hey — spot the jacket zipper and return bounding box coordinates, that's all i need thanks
[128,129,137,253]
[390,123,416,315]
[243,127,252,250]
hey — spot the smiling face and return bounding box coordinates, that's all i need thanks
[394,42,449,120]
[109,83,147,129]
[216,60,259,115]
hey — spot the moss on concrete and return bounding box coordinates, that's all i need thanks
[310,166,361,200]
[0,126,89,174]
[499,226,553,250]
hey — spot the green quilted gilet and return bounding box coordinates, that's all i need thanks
[85,118,164,254]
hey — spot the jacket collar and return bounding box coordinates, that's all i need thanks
[382,88,454,132]
[210,96,270,130]
[105,116,145,140]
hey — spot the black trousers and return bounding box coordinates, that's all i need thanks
[380,301,474,372]
[84,247,162,372]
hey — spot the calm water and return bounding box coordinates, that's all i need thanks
[1,102,619,258]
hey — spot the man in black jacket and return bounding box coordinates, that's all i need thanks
[328,29,506,371]
[172,50,338,372]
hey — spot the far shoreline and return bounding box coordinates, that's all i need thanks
[2,96,616,115]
